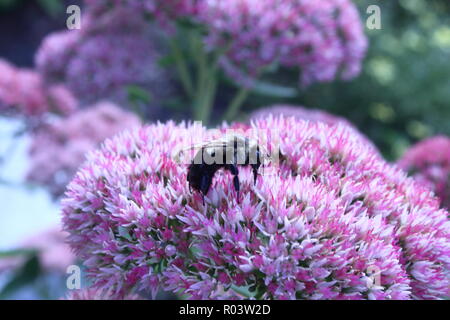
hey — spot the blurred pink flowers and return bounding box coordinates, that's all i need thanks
[35,5,173,113]
[0,59,77,118]
[64,287,141,300]
[197,0,368,86]
[250,104,358,127]
[398,136,450,210]
[138,0,368,86]
[249,104,378,153]
[27,101,141,198]
[62,117,449,300]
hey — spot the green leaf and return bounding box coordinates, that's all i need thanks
[117,226,133,241]
[158,55,175,68]
[126,85,153,105]
[37,0,64,17]
[163,98,187,111]
[251,80,299,98]
[0,254,42,299]
[230,284,257,299]
[0,248,38,258]
[0,0,21,10]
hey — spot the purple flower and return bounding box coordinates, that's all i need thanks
[0,59,77,117]
[196,0,368,86]
[62,117,449,299]
[56,0,367,89]
[27,101,141,198]
[35,5,174,113]
[250,104,354,126]
[64,287,141,300]
[249,104,379,154]
[34,30,81,84]
[398,136,450,210]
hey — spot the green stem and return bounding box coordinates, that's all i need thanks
[169,38,194,98]
[192,31,220,125]
[192,50,208,122]
[190,31,233,124]
[223,87,250,122]
[193,66,218,125]
[197,72,217,125]
[191,31,206,96]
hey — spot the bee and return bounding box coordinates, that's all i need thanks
[178,135,269,204]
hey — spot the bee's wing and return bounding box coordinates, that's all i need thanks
[173,141,229,163]
[183,141,229,152]
[202,139,231,150]
[173,143,203,162]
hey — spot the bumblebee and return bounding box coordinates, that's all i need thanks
[179,135,268,203]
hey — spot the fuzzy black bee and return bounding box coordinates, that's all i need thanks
[179,135,269,203]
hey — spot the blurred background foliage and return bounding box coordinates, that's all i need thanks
[240,0,450,160]
[0,0,80,66]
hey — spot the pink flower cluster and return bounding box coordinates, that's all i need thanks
[140,0,201,28]
[64,287,141,300]
[62,117,449,299]
[132,0,367,86]
[35,5,173,112]
[81,0,197,17]
[27,101,141,198]
[197,0,368,86]
[250,104,355,127]
[249,104,378,153]
[398,136,450,210]
[0,59,77,117]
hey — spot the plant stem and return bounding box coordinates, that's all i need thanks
[191,31,220,125]
[169,38,194,98]
[196,71,217,125]
[223,87,250,122]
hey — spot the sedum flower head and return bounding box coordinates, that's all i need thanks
[197,0,368,86]
[398,136,450,210]
[34,30,81,84]
[250,105,355,126]
[69,0,367,87]
[249,104,378,154]
[0,59,77,117]
[27,101,141,198]
[62,117,449,300]
[35,5,173,114]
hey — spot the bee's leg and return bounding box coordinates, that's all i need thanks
[248,147,261,185]
[200,174,212,204]
[233,175,240,203]
[226,164,240,203]
[251,163,261,185]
